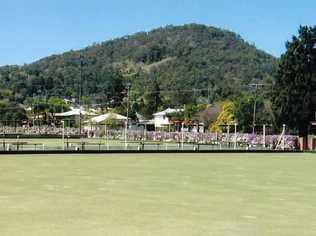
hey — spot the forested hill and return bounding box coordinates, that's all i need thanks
[0,24,277,109]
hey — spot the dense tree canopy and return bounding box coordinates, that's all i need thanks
[142,78,162,117]
[0,23,284,129]
[234,95,273,133]
[272,25,316,136]
[0,24,276,117]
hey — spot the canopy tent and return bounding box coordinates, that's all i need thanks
[86,112,128,124]
[55,108,96,117]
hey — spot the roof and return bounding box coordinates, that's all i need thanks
[138,119,155,125]
[153,108,183,116]
[87,112,128,124]
[55,108,96,117]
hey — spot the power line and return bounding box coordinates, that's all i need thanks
[79,54,84,135]
[84,84,273,98]
[0,82,273,110]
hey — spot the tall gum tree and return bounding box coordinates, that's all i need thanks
[272,26,316,150]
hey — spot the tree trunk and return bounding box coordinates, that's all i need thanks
[299,126,309,151]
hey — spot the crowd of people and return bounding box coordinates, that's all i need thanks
[0,126,80,136]
[125,130,298,150]
[0,126,298,150]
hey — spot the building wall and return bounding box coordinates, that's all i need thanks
[308,135,316,150]
[154,115,170,128]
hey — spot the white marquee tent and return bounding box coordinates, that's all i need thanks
[55,108,96,117]
[86,112,128,124]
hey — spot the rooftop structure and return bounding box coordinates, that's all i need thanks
[153,108,183,129]
[86,112,128,124]
[55,107,96,117]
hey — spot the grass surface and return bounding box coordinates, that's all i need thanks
[0,153,316,236]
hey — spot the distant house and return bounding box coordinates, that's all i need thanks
[84,112,128,137]
[63,98,75,105]
[86,112,128,124]
[153,108,183,129]
[135,112,155,131]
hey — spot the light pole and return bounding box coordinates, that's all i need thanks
[181,122,184,150]
[282,124,286,150]
[227,124,230,148]
[2,122,5,151]
[105,124,109,151]
[125,82,131,150]
[251,83,259,134]
[61,120,65,150]
[249,83,270,134]
[124,120,128,150]
[234,123,237,150]
[262,124,266,148]
[144,124,147,141]
[78,54,84,136]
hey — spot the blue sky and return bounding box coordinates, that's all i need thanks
[1,0,315,65]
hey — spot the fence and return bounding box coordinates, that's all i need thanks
[0,127,299,152]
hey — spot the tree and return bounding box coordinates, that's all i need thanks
[167,104,207,121]
[234,95,254,132]
[209,100,236,132]
[101,69,125,107]
[48,97,70,117]
[143,78,162,117]
[0,100,27,123]
[0,24,277,110]
[104,117,119,130]
[272,25,316,147]
[233,95,273,133]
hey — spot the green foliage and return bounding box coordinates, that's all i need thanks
[48,97,70,115]
[233,95,273,132]
[99,69,126,107]
[233,95,254,132]
[184,104,207,119]
[272,25,316,136]
[167,111,185,121]
[0,100,27,122]
[142,78,162,117]
[0,89,27,122]
[0,24,277,117]
[104,117,120,130]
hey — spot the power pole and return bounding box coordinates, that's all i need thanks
[252,83,258,134]
[207,87,211,104]
[263,124,266,148]
[234,123,237,150]
[79,54,84,136]
[249,83,270,134]
[126,82,131,128]
[125,82,131,149]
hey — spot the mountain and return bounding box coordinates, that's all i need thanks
[0,24,277,113]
